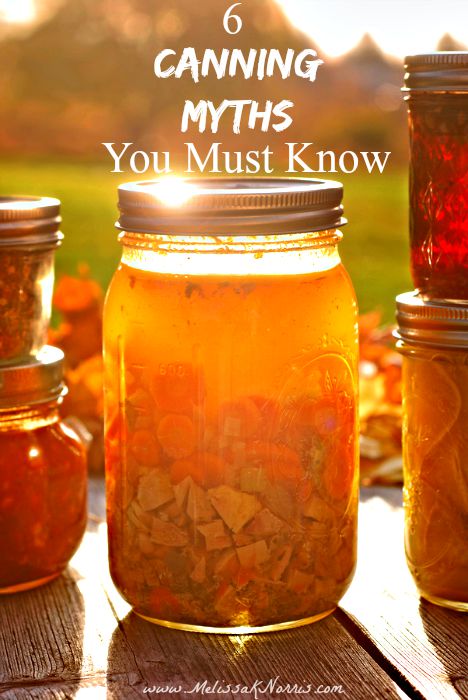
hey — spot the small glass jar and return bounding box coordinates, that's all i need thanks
[0,347,88,594]
[403,53,468,300]
[396,292,468,611]
[0,196,63,364]
[104,178,359,632]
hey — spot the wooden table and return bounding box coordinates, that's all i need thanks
[1,479,467,700]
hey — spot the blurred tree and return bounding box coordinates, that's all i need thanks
[0,0,407,164]
[437,33,467,51]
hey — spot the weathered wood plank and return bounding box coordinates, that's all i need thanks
[104,610,411,700]
[0,687,79,700]
[0,527,139,694]
[341,488,468,700]
[0,569,86,686]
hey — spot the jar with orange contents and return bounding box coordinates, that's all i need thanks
[395,293,468,611]
[0,347,88,593]
[104,178,359,632]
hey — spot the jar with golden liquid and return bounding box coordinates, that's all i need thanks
[396,292,468,611]
[104,178,359,632]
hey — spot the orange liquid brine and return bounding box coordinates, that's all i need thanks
[104,242,359,631]
[402,352,468,610]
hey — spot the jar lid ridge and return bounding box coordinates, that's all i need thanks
[0,196,62,246]
[404,51,468,93]
[117,178,346,236]
[0,346,65,409]
[395,292,468,350]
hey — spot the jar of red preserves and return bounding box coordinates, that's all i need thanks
[396,293,468,611]
[403,53,468,300]
[0,197,63,364]
[104,178,359,632]
[0,346,88,593]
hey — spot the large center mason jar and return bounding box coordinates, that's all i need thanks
[103,178,359,633]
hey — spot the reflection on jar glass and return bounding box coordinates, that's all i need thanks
[104,178,359,632]
[396,292,468,611]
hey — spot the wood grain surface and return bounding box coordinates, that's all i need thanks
[340,489,468,700]
[0,480,466,700]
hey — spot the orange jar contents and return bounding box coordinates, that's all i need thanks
[0,347,88,593]
[104,179,359,632]
[396,293,468,611]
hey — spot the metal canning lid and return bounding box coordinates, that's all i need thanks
[0,196,63,247]
[403,52,468,93]
[0,346,66,409]
[395,292,468,350]
[117,178,346,236]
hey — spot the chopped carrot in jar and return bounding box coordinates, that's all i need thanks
[170,451,225,488]
[156,414,197,459]
[130,429,161,467]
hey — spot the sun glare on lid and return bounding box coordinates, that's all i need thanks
[0,199,40,211]
[152,178,197,207]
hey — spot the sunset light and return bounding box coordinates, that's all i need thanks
[275,0,468,57]
[1,0,466,57]
[0,0,35,24]
[153,178,197,207]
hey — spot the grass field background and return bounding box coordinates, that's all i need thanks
[1,160,412,324]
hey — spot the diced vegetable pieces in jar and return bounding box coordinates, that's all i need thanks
[219,398,262,439]
[137,470,174,512]
[208,485,261,533]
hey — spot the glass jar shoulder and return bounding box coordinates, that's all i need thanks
[105,250,356,304]
[105,258,357,345]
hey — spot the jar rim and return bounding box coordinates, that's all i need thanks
[403,51,468,93]
[116,177,346,236]
[395,292,468,350]
[0,196,62,245]
[0,346,66,409]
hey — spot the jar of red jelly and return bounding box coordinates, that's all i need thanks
[104,178,359,633]
[0,347,88,593]
[403,52,468,300]
[395,293,468,611]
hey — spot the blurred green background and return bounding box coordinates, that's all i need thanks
[2,159,411,321]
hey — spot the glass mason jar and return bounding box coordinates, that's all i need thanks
[403,53,468,300]
[0,347,88,594]
[396,292,468,611]
[104,178,359,632]
[0,196,62,364]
